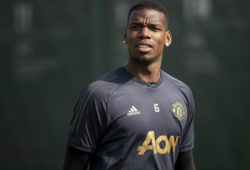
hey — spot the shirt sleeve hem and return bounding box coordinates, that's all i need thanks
[67,140,95,153]
[179,144,194,153]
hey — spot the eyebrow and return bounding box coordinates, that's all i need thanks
[129,22,163,27]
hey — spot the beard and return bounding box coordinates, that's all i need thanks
[131,54,160,66]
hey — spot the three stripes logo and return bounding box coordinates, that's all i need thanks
[127,106,141,116]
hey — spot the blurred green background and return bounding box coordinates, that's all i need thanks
[1,0,249,169]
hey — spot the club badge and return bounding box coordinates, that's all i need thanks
[172,102,185,120]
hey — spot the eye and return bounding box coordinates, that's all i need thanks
[149,26,160,31]
[129,24,139,29]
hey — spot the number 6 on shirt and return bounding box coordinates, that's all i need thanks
[154,104,160,112]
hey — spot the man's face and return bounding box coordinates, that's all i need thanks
[123,9,171,65]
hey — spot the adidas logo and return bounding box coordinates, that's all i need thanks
[127,106,141,116]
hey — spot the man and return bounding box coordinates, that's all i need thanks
[63,1,196,170]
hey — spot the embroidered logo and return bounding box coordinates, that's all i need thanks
[127,106,141,116]
[172,102,185,120]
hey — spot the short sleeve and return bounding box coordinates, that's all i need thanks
[67,85,108,153]
[179,89,195,152]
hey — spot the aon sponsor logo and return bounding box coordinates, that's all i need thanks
[137,131,180,155]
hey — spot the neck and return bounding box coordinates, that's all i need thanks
[125,58,162,83]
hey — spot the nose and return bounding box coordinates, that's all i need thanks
[139,27,150,39]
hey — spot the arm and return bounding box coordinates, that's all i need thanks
[175,150,195,170]
[63,146,92,170]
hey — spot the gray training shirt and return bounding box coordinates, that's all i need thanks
[67,67,195,170]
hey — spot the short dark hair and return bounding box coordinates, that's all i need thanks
[127,0,169,28]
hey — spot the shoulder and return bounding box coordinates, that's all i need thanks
[161,71,193,94]
[161,70,195,106]
[162,71,191,91]
[82,67,129,102]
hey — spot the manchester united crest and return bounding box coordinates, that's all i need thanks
[172,102,185,120]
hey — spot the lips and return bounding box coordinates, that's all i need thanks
[135,42,153,52]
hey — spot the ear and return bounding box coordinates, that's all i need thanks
[165,30,172,47]
[122,30,127,43]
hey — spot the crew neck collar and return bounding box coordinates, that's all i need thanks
[121,66,163,88]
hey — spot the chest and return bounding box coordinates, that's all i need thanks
[106,85,188,136]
